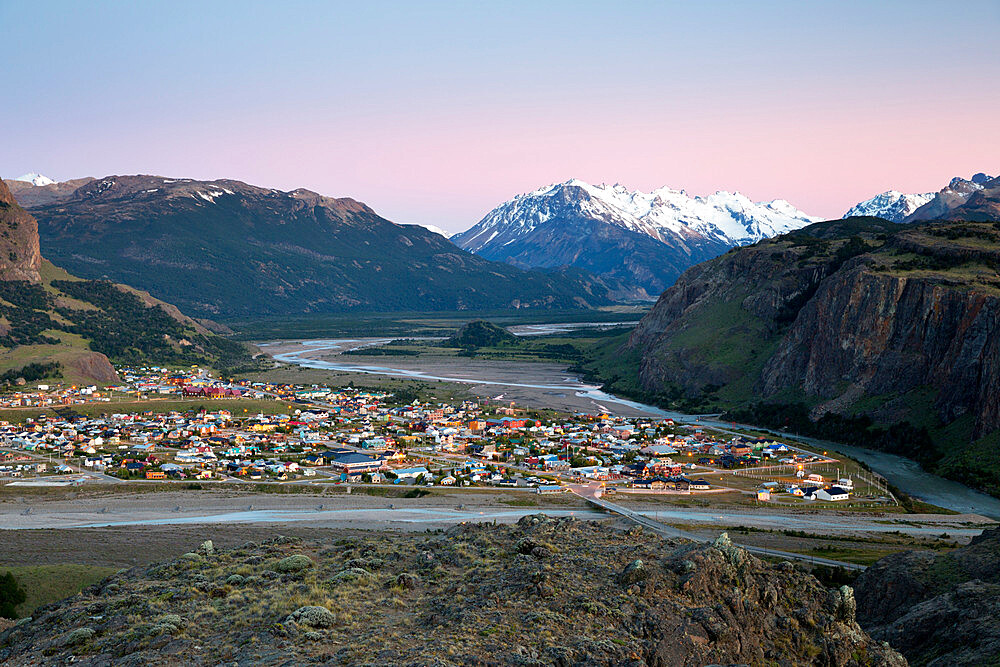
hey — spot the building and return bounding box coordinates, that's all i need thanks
[393,466,429,482]
[815,486,850,501]
[330,452,384,474]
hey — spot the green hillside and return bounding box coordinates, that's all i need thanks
[0,260,258,384]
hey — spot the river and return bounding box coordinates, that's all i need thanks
[262,327,1000,520]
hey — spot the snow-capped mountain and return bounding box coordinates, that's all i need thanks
[403,222,451,238]
[905,173,994,222]
[844,190,934,222]
[452,179,820,297]
[14,173,56,186]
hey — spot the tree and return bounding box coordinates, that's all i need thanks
[0,571,26,619]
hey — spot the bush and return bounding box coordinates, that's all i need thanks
[0,571,26,619]
[274,555,313,573]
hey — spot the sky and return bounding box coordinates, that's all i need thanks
[2,0,999,233]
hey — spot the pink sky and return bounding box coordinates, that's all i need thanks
[2,1,998,232]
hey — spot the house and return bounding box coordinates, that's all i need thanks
[393,466,429,482]
[145,470,167,480]
[815,486,850,501]
[536,484,563,494]
[302,454,327,466]
[756,489,771,501]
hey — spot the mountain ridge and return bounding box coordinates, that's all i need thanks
[11,174,620,318]
[842,173,996,224]
[453,179,819,295]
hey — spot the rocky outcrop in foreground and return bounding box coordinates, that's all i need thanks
[855,526,1000,666]
[0,518,904,666]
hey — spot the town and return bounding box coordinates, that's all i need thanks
[0,366,891,507]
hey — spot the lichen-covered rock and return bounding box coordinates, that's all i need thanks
[287,605,336,629]
[61,627,95,646]
[618,559,648,586]
[395,572,419,590]
[827,585,857,622]
[711,532,748,569]
[274,554,313,573]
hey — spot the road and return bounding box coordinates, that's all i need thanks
[569,482,867,570]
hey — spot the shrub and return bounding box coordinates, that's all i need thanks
[274,555,313,573]
[0,571,26,619]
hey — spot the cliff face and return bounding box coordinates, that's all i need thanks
[759,262,1000,437]
[0,179,42,282]
[625,218,892,396]
[615,217,1000,493]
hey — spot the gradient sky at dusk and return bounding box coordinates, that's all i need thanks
[3,0,999,232]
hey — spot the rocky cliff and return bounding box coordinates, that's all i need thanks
[759,254,1000,439]
[855,526,1000,665]
[0,518,904,666]
[624,218,894,399]
[605,216,1000,495]
[0,179,42,282]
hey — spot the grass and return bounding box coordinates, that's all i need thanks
[226,308,648,341]
[800,546,899,566]
[1,564,118,618]
[498,498,539,507]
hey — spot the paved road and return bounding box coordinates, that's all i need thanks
[569,483,867,571]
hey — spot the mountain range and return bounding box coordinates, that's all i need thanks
[845,173,994,222]
[452,179,821,297]
[5,175,621,318]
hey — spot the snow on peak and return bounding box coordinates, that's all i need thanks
[14,173,56,186]
[403,222,451,238]
[844,190,935,223]
[454,178,820,253]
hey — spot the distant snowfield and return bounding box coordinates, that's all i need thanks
[14,172,56,186]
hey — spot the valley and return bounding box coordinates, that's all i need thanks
[5,4,999,664]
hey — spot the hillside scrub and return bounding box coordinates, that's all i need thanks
[0,520,905,666]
